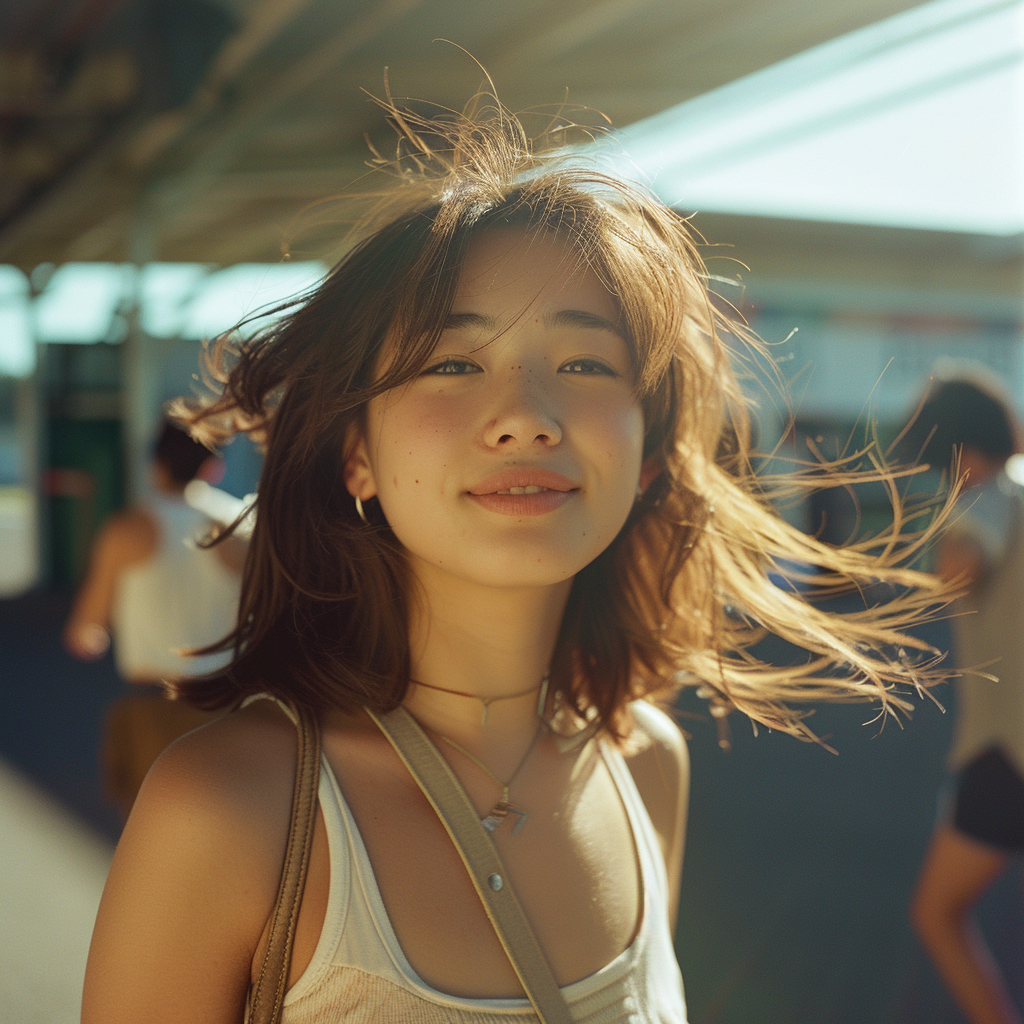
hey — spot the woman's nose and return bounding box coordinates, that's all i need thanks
[481,374,562,450]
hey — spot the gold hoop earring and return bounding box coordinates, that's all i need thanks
[355,495,369,524]
[536,675,550,718]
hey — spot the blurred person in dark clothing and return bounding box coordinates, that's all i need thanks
[904,371,1024,1024]
[64,420,245,817]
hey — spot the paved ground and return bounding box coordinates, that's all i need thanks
[1,588,1021,1023]
[0,759,111,1024]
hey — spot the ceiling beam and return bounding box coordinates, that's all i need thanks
[125,0,323,168]
[151,0,428,222]
[0,0,324,263]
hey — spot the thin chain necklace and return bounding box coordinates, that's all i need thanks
[435,721,543,835]
[412,676,548,725]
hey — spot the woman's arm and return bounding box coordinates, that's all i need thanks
[64,510,156,660]
[625,702,690,930]
[82,704,297,1024]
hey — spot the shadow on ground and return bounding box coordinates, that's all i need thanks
[1,589,126,843]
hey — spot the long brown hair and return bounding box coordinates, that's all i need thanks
[173,92,956,740]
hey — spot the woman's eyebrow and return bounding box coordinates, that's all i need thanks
[545,309,625,337]
[443,311,494,330]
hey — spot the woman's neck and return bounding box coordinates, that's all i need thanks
[403,558,573,746]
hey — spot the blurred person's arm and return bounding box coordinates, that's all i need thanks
[936,533,986,591]
[81,702,298,1023]
[63,510,157,660]
[937,474,1015,592]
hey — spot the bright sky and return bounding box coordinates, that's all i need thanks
[612,0,1024,235]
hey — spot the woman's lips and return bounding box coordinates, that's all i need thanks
[468,488,574,516]
[467,470,579,516]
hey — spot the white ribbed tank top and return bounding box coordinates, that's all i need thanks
[111,495,241,681]
[278,704,688,1023]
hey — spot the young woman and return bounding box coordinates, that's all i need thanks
[82,95,951,1023]
[907,373,1024,1024]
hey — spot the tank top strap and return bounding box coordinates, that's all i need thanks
[239,694,355,1007]
[285,751,354,1004]
[598,734,669,907]
[240,692,298,724]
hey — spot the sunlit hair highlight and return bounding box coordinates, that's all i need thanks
[172,87,957,742]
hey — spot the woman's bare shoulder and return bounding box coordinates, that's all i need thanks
[118,698,299,903]
[143,698,298,816]
[622,700,689,924]
[622,703,689,837]
[83,700,301,1023]
[625,701,688,769]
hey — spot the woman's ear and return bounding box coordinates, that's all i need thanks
[343,433,377,500]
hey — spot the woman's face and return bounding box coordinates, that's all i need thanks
[345,227,647,591]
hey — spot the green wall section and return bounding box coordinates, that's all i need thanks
[47,419,124,586]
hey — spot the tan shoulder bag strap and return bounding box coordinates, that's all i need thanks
[366,705,573,1024]
[248,702,322,1024]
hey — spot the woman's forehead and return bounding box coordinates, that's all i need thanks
[452,227,619,321]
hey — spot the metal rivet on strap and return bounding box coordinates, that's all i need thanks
[488,873,503,892]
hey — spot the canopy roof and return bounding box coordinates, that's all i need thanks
[614,0,1024,235]
[0,0,937,267]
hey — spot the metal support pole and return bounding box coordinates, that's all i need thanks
[122,200,160,503]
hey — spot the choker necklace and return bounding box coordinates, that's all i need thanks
[436,722,543,834]
[412,675,549,725]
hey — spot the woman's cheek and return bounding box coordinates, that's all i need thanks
[372,400,468,503]
[585,403,645,468]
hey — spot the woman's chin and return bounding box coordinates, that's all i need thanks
[410,547,589,591]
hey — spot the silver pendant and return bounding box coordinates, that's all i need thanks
[481,801,527,834]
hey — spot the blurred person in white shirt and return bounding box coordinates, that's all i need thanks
[64,420,245,818]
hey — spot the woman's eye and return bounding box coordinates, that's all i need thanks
[423,358,481,375]
[559,358,617,376]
